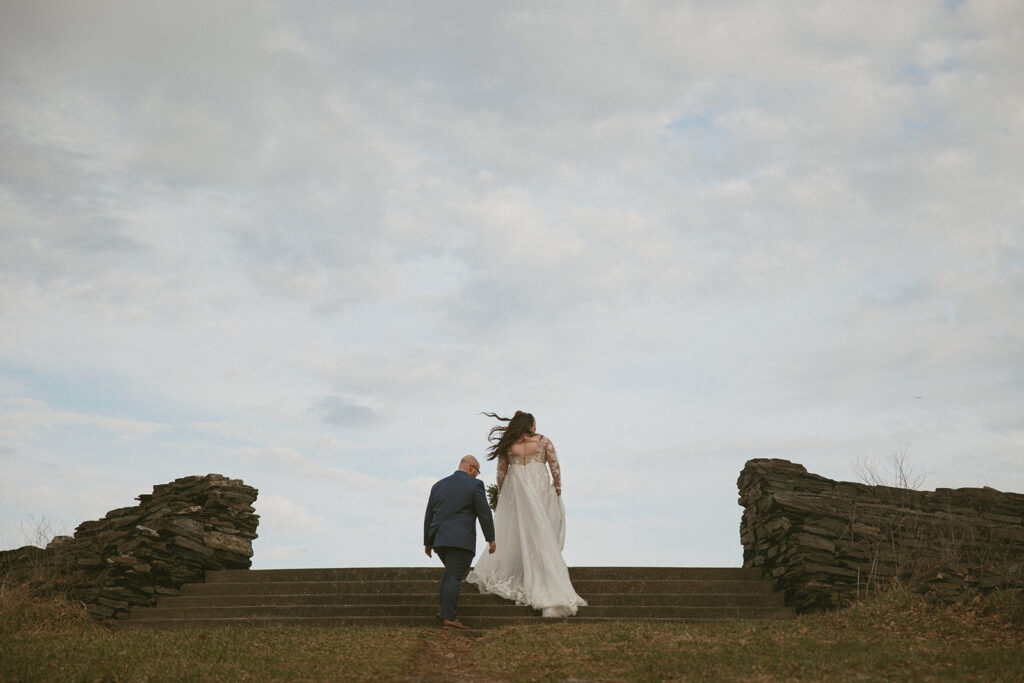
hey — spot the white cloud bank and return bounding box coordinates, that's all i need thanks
[1,1,1021,568]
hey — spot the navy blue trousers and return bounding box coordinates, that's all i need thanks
[435,546,474,621]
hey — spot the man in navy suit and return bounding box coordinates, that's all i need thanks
[423,454,496,629]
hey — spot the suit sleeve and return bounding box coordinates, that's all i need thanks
[423,485,436,546]
[474,480,495,543]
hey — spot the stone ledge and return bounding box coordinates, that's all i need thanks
[0,474,259,620]
[738,459,1024,611]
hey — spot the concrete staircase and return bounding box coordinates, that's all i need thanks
[120,567,793,629]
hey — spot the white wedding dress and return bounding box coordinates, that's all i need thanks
[467,435,587,617]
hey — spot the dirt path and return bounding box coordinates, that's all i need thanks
[403,629,504,682]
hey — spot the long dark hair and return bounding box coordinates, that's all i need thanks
[482,410,536,461]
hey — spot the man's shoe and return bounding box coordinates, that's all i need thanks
[441,619,470,630]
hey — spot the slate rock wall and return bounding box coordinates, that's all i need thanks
[738,459,1024,611]
[0,474,258,620]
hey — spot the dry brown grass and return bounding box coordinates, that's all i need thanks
[0,586,1020,681]
[0,580,100,637]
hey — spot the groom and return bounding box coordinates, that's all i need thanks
[423,454,496,629]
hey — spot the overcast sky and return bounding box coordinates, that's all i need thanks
[2,1,1022,570]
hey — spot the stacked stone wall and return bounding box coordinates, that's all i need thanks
[0,474,258,620]
[738,459,1024,611]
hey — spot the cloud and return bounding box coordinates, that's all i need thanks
[313,397,375,428]
[191,421,265,444]
[259,544,308,564]
[254,494,328,537]
[2,2,1022,569]
[0,397,161,442]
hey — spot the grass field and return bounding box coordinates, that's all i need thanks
[1,585,1021,681]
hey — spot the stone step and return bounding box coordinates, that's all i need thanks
[127,603,791,620]
[122,566,794,629]
[120,611,795,631]
[202,566,763,583]
[181,578,773,596]
[143,591,785,609]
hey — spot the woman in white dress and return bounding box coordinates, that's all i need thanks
[466,411,587,617]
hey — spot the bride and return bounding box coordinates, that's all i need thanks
[466,411,587,617]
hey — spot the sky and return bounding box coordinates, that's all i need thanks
[2,1,1022,570]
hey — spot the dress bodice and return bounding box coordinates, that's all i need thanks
[497,435,561,492]
[508,435,550,466]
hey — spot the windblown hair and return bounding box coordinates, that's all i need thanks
[482,410,537,461]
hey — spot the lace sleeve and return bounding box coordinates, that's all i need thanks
[544,437,561,494]
[496,456,508,493]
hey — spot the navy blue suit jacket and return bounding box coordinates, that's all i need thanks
[424,470,495,553]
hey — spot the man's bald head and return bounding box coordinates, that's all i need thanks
[459,455,480,477]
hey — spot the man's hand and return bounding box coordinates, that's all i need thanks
[424,545,432,558]
[488,541,496,554]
